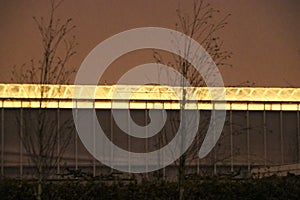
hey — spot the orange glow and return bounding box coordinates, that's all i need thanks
[0,84,299,110]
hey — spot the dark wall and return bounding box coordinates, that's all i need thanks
[0,108,299,177]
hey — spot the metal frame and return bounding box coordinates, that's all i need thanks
[1,84,300,178]
[0,84,300,110]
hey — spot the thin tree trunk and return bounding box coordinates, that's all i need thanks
[37,165,42,200]
[179,154,186,200]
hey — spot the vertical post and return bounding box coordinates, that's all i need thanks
[246,103,250,173]
[1,102,4,176]
[280,103,284,164]
[197,102,200,174]
[110,101,114,172]
[145,108,148,177]
[213,102,217,175]
[93,101,96,177]
[75,101,78,170]
[297,103,300,162]
[157,109,161,176]
[230,103,233,172]
[57,103,60,174]
[128,103,131,174]
[20,103,23,179]
[162,102,166,180]
[263,106,267,166]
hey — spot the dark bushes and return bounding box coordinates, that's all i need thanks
[1,175,300,199]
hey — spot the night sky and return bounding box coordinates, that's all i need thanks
[0,0,299,86]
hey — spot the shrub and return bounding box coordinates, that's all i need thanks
[1,175,300,199]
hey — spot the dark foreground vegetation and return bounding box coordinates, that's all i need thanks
[1,175,300,199]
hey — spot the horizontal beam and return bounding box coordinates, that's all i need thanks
[1,99,299,111]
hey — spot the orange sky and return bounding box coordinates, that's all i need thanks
[0,0,299,86]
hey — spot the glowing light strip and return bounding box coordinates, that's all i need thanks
[0,84,299,110]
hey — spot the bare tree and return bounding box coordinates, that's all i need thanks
[11,0,77,199]
[153,0,232,199]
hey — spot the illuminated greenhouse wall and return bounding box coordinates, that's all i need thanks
[0,84,299,179]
